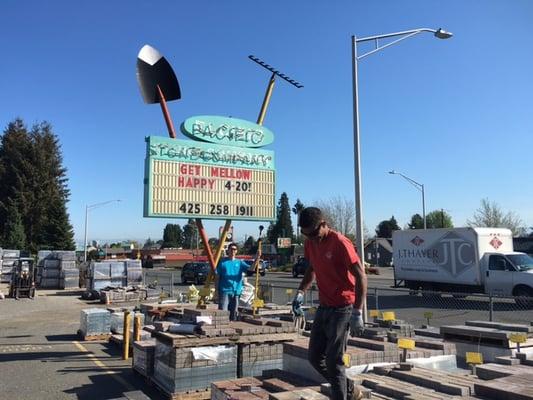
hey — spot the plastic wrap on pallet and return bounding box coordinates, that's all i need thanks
[110,262,126,278]
[127,269,142,284]
[60,277,79,289]
[52,250,76,261]
[61,269,79,278]
[80,308,111,336]
[43,259,61,269]
[40,277,60,288]
[90,262,111,279]
[91,278,123,291]
[37,250,52,264]
[2,249,20,258]
[110,312,145,334]
[42,268,61,279]
[60,261,77,270]
[2,259,15,267]
[126,259,142,269]
[153,340,237,394]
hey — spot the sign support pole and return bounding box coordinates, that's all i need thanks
[156,84,177,139]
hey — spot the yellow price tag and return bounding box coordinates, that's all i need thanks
[369,310,379,318]
[253,299,265,308]
[423,312,433,319]
[466,352,483,365]
[510,333,527,344]
[342,353,351,367]
[382,311,396,321]
[286,289,293,295]
[199,288,211,297]
[397,338,415,350]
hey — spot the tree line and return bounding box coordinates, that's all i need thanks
[0,119,75,252]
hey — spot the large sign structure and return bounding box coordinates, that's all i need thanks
[144,116,276,221]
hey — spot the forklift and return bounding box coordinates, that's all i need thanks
[9,257,36,299]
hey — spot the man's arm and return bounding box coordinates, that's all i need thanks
[297,263,315,293]
[350,261,367,311]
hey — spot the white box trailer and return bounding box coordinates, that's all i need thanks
[392,228,533,300]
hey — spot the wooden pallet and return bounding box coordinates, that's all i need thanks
[77,330,111,342]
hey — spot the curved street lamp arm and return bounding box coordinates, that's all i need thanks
[392,172,423,191]
[87,199,121,211]
[357,31,422,60]
[356,28,440,43]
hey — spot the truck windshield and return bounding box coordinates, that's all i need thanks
[508,254,533,271]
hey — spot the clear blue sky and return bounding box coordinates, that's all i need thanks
[2,1,532,246]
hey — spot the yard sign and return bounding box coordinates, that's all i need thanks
[144,116,276,221]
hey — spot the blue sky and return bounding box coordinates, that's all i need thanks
[2,1,532,246]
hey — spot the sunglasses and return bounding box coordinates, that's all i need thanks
[301,222,323,238]
[228,247,238,252]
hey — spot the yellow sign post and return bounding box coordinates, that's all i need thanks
[509,333,527,353]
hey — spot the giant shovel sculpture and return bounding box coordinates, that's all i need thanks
[136,44,181,138]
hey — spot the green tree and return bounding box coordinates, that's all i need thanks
[426,210,453,229]
[163,223,180,248]
[182,219,198,249]
[0,119,74,251]
[292,198,305,244]
[242,235,257,255]
[267,192,294,245]
[467,198,525,236]
[375,216,400,238]
[407,214,424,229]
[2,197,26,249]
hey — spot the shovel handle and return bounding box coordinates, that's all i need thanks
[157,85,177,139]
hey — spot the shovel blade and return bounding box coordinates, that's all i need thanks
[137,44,181,104]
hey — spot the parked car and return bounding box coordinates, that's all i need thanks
[292,257,309,278]
[181,262,210,284]
[245,259,266,277]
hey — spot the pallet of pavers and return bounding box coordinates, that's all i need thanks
[440,320,533,363]
[472,350,533,399]
[148,307,298,399]
[211,369,331,400]
[353,363,482,399]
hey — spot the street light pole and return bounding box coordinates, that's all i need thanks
[83,199,121,262]
[389,170,426,229]
[351,27,452,257]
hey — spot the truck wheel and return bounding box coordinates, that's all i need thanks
[514,287,533,308]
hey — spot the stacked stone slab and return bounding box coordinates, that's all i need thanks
[153,340,237,395]
[239,342,284,378]
[133,339,156,377]
[86,259,142,292]
[37,251,78,289]
[79,308,111,336]
[1,249,20,283]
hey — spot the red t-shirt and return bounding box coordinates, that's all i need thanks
[304,230,361,307]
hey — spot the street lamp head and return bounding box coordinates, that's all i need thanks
[434,28,453,39]
[388,170,396,175]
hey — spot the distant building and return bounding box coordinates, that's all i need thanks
[364,238,393,267]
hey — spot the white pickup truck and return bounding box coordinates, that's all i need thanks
[392,228,533,303]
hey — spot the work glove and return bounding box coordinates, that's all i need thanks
[292,290,304,317]
[349,308,364,337]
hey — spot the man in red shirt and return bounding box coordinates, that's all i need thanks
[293,207,367,400]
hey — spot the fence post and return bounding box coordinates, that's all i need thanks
[375,287,379,311]
[489,294,494,322]
[170,272,174,297]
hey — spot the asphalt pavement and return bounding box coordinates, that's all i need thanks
[0,284,162,400]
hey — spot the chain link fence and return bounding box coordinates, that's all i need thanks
[259,283,533,328]
[142,270,533,328]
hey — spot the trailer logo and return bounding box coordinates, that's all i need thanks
[428,231,475,277]
[489,237,502,249]
[410,236,424,246]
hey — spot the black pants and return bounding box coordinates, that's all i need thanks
[308,305,352,400]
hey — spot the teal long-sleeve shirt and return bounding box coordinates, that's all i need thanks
[216,258,249,295]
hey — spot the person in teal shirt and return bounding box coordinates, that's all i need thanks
[216,243,250,320]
